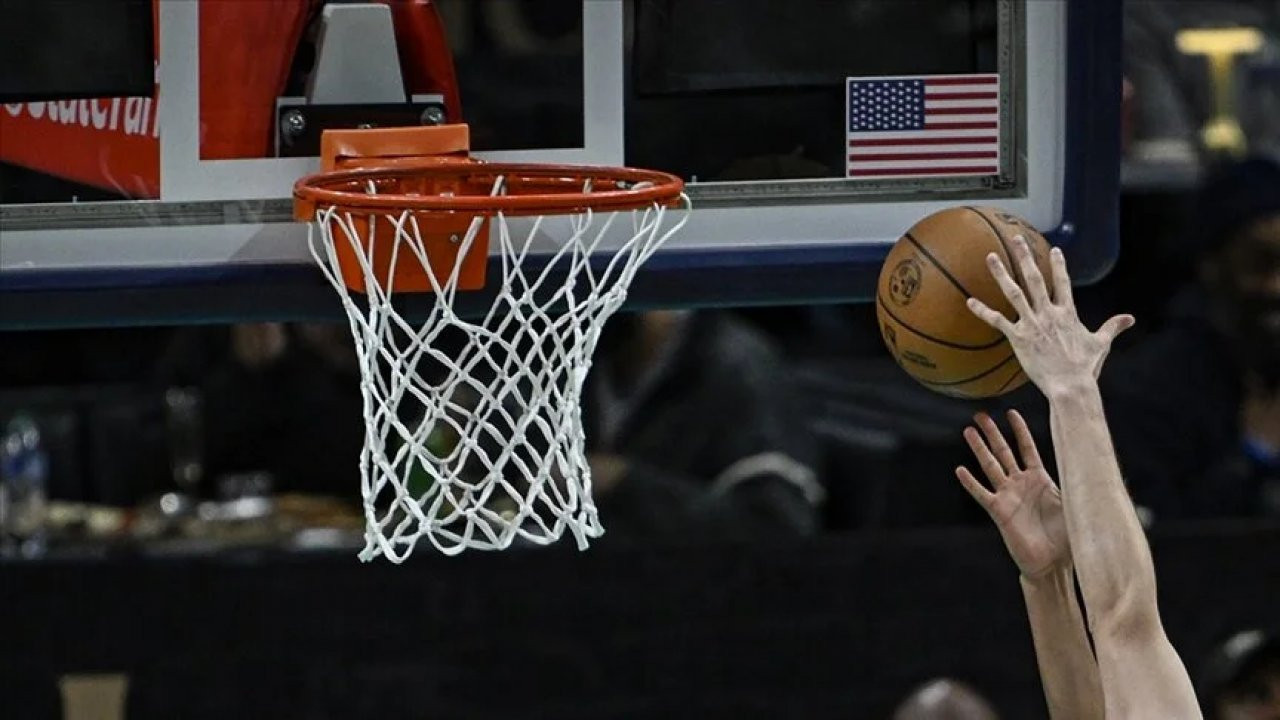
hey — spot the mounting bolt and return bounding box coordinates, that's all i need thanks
[281,109,306,139]
[421,106,447,126]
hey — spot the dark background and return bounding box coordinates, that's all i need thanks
[0,0,153,103]
[3,523,1276,719]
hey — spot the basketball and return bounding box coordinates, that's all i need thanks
[876,206,1053,399]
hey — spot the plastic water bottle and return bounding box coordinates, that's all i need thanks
[0,414,49,557]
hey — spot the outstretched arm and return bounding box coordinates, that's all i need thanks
[1046,377,1200,718]
[957,411,1103,720]
[967,237,1200,718]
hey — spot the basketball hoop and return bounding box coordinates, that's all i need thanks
[293,126,689,561]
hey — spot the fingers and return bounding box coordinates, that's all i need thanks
[955,466,995,510]
[983,251,1032,320]
[1012,235,1052,309]
[963,425,1008,486]
[1095,313,1136,344]
[1049,246,1074,308]
[966,296,1015,336]
[1006,409,1043,469]
[975,412,1019,474]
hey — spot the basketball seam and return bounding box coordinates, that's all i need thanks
[996,367,1025,393]
[964,205,1024,290]
[903,232,977,300]
[917,352,1017,387]
[896,226,1003,348]
[876,294,1009,351]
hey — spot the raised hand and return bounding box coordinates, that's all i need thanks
[957,409,1068,579]
[966,237,1134,395]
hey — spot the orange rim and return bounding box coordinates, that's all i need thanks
[294,162,685,221]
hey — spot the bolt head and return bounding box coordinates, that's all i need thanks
[421,106,447,126]
[281,109,306,137]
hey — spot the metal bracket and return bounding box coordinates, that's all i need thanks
[275,95,447,157]
[274,3,450,157]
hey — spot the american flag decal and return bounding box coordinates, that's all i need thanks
[846,74,1000,179]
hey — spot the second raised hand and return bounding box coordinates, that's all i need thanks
[957,409,1068,579]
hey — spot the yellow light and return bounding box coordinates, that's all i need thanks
[1175,27,1264,56]
[1173,27,1266,156]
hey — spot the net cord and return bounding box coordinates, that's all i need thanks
[306,178,690,560]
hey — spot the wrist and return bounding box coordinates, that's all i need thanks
[1044,376,1102,405]
[1020,561,1073,590]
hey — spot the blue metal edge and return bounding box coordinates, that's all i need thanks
[0,0,1121,329]
[1048,0,1122,285]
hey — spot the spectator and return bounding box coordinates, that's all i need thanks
[1200,628,1280,720]
[156,322,364,502]
[1103,155,1280,520]
[893,678,999,720]
[583,310,823,541]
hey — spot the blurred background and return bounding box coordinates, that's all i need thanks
[2,1,1280,718]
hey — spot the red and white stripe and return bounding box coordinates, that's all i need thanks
[848,74,1000,178]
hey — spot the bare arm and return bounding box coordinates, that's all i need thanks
[1021,567,1105,720]
[967,236,1200,718]
[957,411,1103,720]
[1047,381,1200,718]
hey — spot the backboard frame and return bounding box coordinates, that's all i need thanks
[0,0,1120,329]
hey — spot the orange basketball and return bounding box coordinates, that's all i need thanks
[875,206,1053,399]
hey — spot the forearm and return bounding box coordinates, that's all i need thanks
[1047,379,1159,633]
[1021,566,1104,720]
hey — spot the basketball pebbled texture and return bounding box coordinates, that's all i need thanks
[875,206,1053,399]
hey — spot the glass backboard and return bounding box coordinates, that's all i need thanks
[0,0,1121,328]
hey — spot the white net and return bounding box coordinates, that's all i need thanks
[306,177,689,561]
